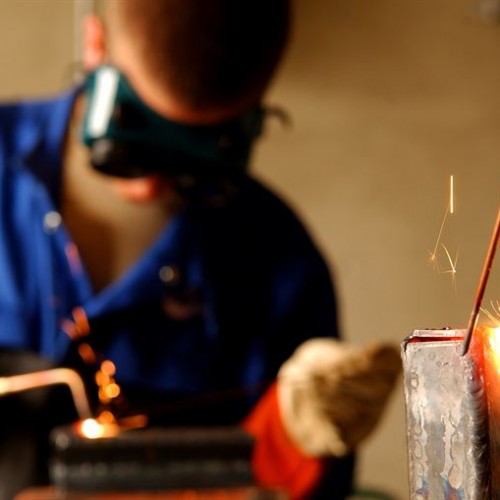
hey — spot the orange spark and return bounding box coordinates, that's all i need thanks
[103,383,121,399]
[77,410,148,439]
[428,175,459,286]
[429,208,448,267]
[100,360,116,377]
[449,175,455,215]
[481,300,500,327]
[78,343,97,364]
[440,244,459,275]
[95,360,122,406]
[78,411,119,439]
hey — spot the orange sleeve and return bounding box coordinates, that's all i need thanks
[241,383,324,499]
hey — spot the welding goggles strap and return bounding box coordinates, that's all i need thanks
[80,65,265,179]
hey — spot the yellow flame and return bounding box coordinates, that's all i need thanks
[77,411,148,439]
[487,327,500,373]
[80,418,107,439]
[78,411,120,439]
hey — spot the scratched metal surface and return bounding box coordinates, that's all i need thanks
[401,329,489,500]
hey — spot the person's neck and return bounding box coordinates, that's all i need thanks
[60,97,176,292]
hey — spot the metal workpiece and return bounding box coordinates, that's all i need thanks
[50,426,256,492]
[402,329,490,500]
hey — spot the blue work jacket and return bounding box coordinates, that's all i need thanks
[0,89,340,422]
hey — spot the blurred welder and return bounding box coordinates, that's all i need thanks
[0,1,400,499]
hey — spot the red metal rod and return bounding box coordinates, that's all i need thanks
[462,201,500,356]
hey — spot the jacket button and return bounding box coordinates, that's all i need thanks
[43,211,62,233]
[159,265,181,286]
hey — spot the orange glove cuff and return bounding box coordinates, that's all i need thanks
[242,383,324,499]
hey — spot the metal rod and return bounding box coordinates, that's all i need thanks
[0,368,93,420]
[462,201,500,355]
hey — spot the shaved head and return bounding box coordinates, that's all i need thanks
[102,0,290,112]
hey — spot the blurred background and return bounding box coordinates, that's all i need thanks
[0,0,499,497]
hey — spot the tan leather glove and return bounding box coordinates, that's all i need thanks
[277,338,401,457]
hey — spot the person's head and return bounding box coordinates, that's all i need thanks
[81,0,290,202]
[85,0,290,123]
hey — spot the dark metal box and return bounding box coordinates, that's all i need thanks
[49,426,255,492]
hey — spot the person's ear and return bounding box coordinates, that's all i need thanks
[82,14,107,70]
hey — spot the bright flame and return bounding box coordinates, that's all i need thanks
[487,327,500,373]
[78,411,120,439]
[76,411,148,439]
[80,418,107,439]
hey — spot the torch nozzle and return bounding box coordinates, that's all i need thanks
[0,368,92,420]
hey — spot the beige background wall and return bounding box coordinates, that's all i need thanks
[0,0,499,498]
[0,0,73,99]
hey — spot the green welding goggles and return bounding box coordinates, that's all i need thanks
[80,65,265,180]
